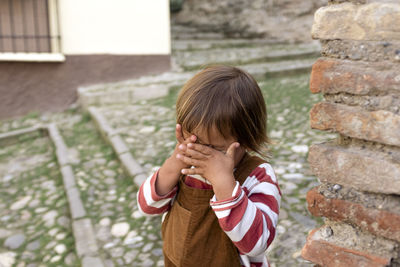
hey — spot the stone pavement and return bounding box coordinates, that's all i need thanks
[0,127,79,266]
[0,38,335,266]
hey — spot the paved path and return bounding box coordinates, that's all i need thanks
[0,39,335,266]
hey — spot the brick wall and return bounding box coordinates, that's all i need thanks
[301,1,400,266]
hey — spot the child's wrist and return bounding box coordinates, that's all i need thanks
[211,174,236,201]
[167,152,188,171]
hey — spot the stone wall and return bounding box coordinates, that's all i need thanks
[301,1,400,266]
[171,0,328,43]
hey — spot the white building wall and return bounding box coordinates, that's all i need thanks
[58,0,171,55]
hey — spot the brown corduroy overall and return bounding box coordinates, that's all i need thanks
[161,153,265,267]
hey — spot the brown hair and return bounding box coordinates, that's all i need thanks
[176,65,271,158]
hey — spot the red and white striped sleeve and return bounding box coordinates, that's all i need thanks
[210,163,281,257]
[137,170,178,216]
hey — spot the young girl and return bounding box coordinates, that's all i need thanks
[137,65,281,267]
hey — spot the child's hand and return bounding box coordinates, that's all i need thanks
[171,124,197,169]
[176,142,240,200]
[155,124,197,196]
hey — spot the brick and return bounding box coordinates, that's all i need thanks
[310,58,400,95]
[308,142,400,194]
[310,102,400,147]
[301,222,397,267]
[306,186,400,242]
[312,3,400,41]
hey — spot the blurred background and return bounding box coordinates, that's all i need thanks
[0,0,333,266]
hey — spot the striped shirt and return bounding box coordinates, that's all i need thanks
[137,163,281,267]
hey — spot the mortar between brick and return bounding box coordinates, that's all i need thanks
[318,183,400,214]
[321,40,400,63]
[302,222,398,267]
[323,220,399,256]
[324,93,400,114]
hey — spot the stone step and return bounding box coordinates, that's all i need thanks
[171,25,226,40]
[172,38,288,51]
[78,38,319,108]
[47,123,105,267]
[77,71,195,110]
[78,57,316,108]
[173,42,320,70]
[239,58,316,80]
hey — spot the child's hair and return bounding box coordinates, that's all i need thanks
[176,65,271,158]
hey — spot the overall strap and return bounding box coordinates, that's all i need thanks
[234,153,266,185]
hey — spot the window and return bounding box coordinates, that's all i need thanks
[0,0,63,61]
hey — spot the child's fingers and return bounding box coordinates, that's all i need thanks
[181,167,202,175]
[185,148,208,159]
[183,134,197,144]
[187,143,213,155]
[226,142,240,159]
[178,145,200,158]
[175,124,185,144]
[176,124,197,144]
[178,143,187,152]
[176,153,203,167]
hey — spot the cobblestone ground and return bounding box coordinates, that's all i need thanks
[0,39,334,266]
[60,113,164,267]
[0,112,165,267]
[0,135,79,266]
